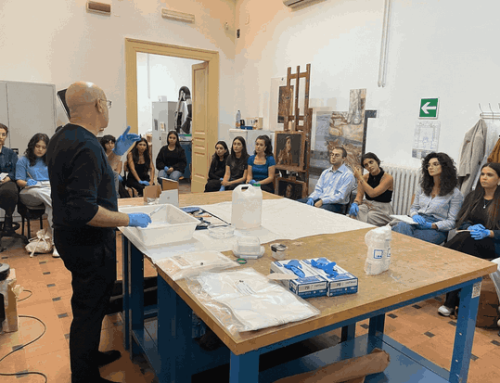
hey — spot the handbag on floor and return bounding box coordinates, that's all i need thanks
[25,228,53,257]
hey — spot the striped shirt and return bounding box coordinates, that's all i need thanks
[309,164,356,205]
[410,186,463,231]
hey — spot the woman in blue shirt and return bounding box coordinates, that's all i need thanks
[16,133,59,257]
[0,123,19,233]
[247,135,276,194]
[392,152,463,245]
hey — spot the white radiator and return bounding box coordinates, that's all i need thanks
[383,164,421,215]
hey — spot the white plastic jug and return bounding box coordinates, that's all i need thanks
[231,184,263,229]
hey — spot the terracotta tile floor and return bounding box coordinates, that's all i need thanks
[1,179,500,382]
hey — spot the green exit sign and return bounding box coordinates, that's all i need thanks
[419,98,439,118]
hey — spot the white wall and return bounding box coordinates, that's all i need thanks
[137,53,203,136]
[0,0,236,141]
[234,0,500,167]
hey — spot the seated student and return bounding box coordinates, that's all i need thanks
[126,137,155,197]
[349,152,394,226]
[438,163,500,317]
[156,131,186,182]
[392,152,463,244]
[205,141,229,192]
[247,135,276,194]
[0,123,19,233]
[16,133,60,257]
[221,136,249,191]
[100,134,129,198]
[298,147,356,213]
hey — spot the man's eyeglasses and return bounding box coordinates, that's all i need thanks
[100,99,112,109]
[425,162,441,169]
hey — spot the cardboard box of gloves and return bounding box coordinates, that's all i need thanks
[270,258,358,298]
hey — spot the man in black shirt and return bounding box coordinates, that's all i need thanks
[47,81,151,383]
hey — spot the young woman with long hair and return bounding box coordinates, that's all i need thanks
[247,135,276,194]
[438,163,500,317]
[156,131,187,182]
[0,123,18,234]
[126,137,155,196]
[350,152,394,226]
[222,136,249,191]
[392,152,463,244]
[16,133,59,257]
[205,141,229,192]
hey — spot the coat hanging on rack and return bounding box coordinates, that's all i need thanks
[458,119,488,196]
[487,137,500,163]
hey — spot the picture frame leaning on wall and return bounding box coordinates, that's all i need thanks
[276,177,307,200]
[274,131,306,172]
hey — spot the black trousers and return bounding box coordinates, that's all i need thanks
[0,181,18,216]
[54,229,117,383]
[126,175,150,197]
[205,179,222,192]
[444,232,496,309]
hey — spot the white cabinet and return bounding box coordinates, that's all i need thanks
[0,81,57,153]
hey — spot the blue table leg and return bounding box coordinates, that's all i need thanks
[368,314,385,336]
[122,236,130,350]
[159,278,193,383]
[449,279,481,383]
[230,350,259,383]
[341,324,356,342]
[129,243,144,358]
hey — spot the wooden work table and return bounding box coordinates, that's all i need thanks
[119,192,496,383]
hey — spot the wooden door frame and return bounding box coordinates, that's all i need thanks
[124,38,219,167]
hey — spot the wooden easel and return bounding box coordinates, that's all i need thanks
[276,64,312,197]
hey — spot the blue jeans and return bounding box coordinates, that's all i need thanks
[158,169,183,182]
[392,214,447,245]
[297,198,345,214]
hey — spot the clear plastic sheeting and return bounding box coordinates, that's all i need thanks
[188,268,320,334]
[155,251,239,281]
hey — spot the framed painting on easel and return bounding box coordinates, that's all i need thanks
[274,131,305,172]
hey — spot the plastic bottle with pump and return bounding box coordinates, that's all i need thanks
[235,110,241,129]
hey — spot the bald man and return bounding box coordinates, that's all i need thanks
[47,82,151,383]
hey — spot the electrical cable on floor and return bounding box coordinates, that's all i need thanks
[0,313,48,382]
[17,289,32,302]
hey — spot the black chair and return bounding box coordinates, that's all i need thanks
[0,211,29,252]
[17,200,45,239]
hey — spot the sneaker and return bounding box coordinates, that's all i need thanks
[438,305,454,317]
[52,247,60,258]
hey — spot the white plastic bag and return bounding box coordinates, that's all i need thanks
[25,229,53,257]
[188,268,320,333]
[364,225,392,275]
[155,251,240,281]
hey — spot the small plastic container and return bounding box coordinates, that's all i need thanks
[233,236,264,259]
[208,224,235,239]
[271,243,287,260]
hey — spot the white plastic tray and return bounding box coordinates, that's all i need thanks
[119,204,199,246]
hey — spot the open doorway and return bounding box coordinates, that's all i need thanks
[136,53,204,189]
[125,38,220,193]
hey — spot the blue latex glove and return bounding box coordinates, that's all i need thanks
[419,222,433,230]
[128,213,152,228]
[219,185,226,191]
[164,166,170,173]
[118,174,123,182]
[349,202,359,216]
[113,126,141,156]
[412,215,426,225]
[26,179,37,186]
[471,228,490,241]
[306,198,314,206]
[284,260,305,278]
[311,258,338,277]
[249,179,257,185]
[138,180,150,186]
[468,224,486,232]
